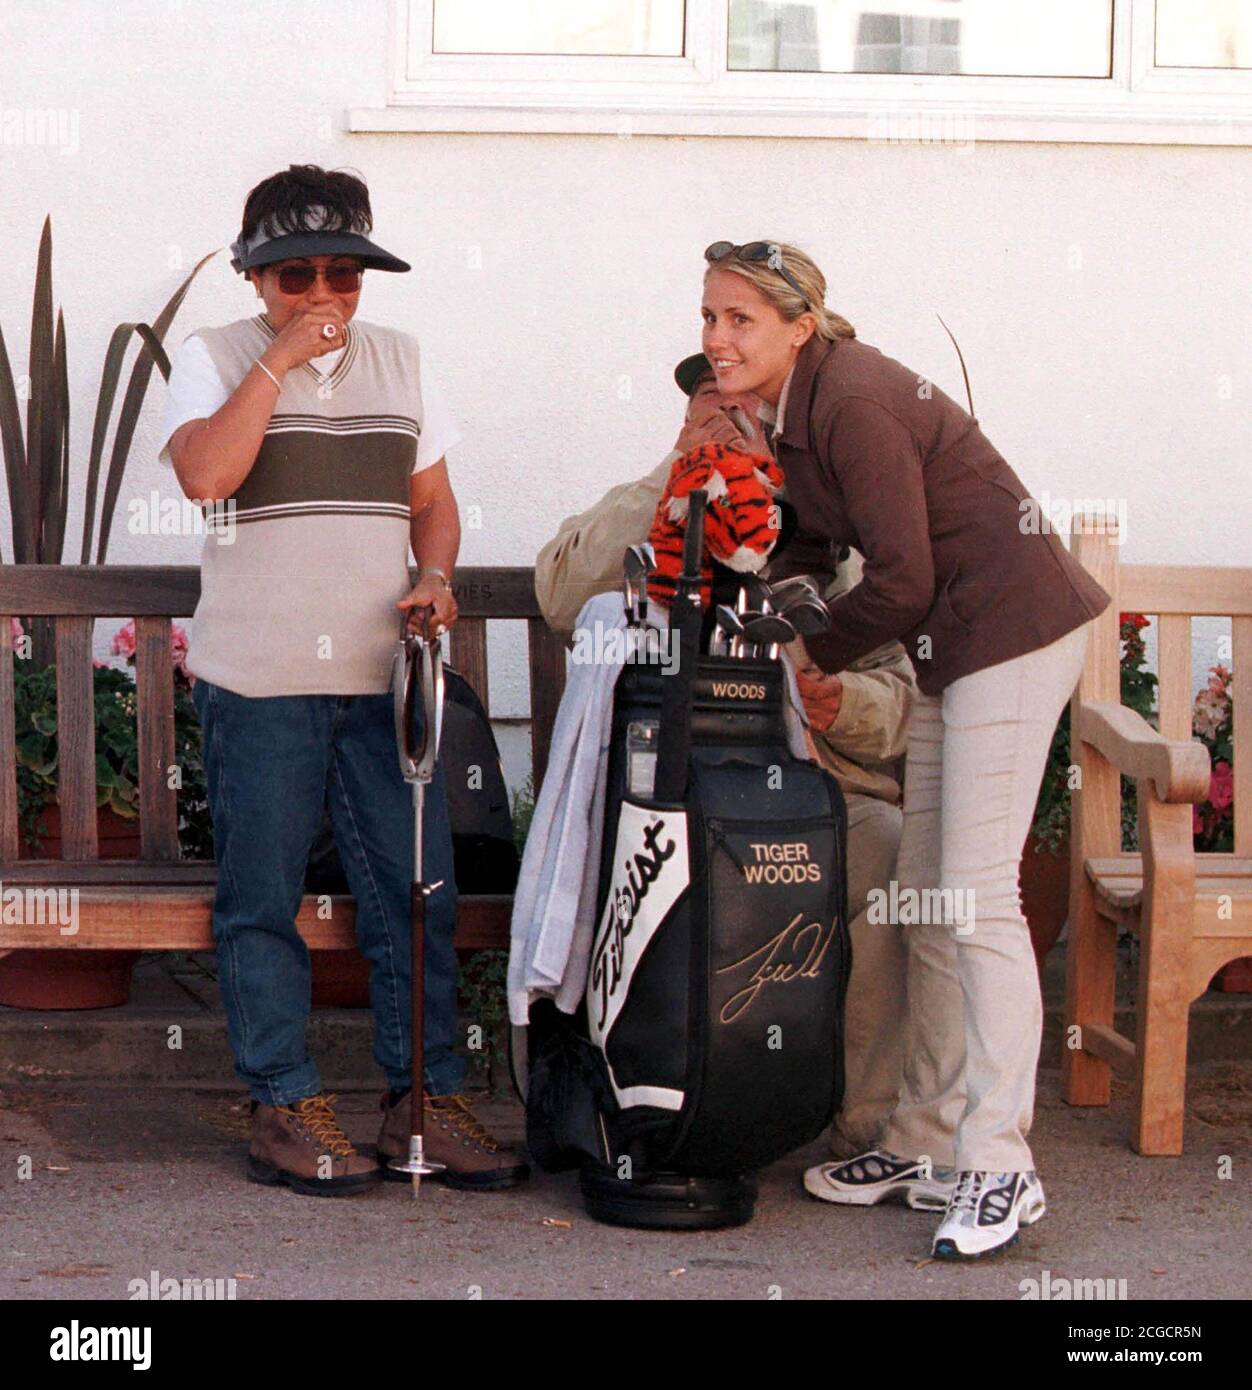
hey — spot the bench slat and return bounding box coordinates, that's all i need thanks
[1156,614,1191,742]
[0,890,512,952]
[527,617,566,792]
[2,565,544,619]
[0,615,18,861]
[1234,616,1250,856]
[1119,565,1252,617]
[54,616,98,859]
[450,617,489,711]
[0,858,217,884]
[135,616,180,860]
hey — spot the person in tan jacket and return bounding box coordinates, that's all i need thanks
[534,361,918,1158]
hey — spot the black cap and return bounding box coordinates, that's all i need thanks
[674,352,713,397]
[230,227,410,276]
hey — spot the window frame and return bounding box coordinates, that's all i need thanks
[348,0,1252,145]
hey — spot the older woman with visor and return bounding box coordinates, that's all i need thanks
[160,163,528,1197]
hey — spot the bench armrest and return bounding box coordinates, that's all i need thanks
[1075,701,1211,805]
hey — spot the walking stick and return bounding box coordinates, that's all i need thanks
[389,608,447,1199]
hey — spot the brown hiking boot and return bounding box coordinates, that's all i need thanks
[377,1090,530,1192]
[248,1093,381,1197]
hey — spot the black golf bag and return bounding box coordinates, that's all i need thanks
[525,497,850,1229]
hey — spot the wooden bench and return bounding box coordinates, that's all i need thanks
[0,565,567,958]
[1061,517,1252,1154]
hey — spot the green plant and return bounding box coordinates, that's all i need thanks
[510,770,536,856]
[1031,613,1159,855]
[0,216,213,668]
[12,620,212,858]
[458,947,509,1088]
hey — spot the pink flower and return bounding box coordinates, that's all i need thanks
[112,620,137,660]
[1209,761,1234,813]
[111,619,192,674]
[170,623,190,673]
[1193,691,1227,739]
[10,616,23,642]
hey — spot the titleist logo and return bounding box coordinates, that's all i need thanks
[589,816,678,1030]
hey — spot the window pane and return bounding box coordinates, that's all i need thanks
[432,0,686,57]
[1156,0,1252,70]
[727,1,1113,77]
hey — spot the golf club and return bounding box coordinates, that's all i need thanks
[637,542,656,624]
[390,608,448,1200]
[767,574,824,608]
[777,593,831,639]
[622,547,641,626]
[712,604,744,657]
[741,613,796,661]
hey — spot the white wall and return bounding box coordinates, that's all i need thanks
[1,1,1248,767]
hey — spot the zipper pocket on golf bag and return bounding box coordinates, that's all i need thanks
[661,793,851,1176]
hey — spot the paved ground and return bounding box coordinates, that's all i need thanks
[1,1064,1248,1302]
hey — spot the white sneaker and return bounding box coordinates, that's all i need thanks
[932,1169,1047,1259]
[804,1149,955,1212]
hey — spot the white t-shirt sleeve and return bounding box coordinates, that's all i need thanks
[157,334,231,467]
[414,359,461,474]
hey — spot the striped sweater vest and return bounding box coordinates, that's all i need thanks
[189,314,424,696]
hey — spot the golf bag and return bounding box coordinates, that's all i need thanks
[526,498,850,1229]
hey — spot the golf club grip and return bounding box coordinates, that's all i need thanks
[654,490,707,803]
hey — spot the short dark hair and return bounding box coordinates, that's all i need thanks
[238,164,373,245]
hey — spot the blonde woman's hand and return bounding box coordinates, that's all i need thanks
[794,648,844,732]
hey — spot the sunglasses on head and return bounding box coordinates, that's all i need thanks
[269,262,364,295]
[704,241,810,309]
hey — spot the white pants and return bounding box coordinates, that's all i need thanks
[878,624,1090,1173]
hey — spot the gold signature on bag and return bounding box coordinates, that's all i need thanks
[715,913,835,1024]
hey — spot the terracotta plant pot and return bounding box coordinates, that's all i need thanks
[0,799,143,1010]
[1020,833,1070,976]
[309,949,373,1008]
[0,949,141,1010]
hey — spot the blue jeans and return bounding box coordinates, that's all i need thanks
[191,677,464,1105]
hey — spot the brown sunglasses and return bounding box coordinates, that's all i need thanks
[270,262,364,295]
